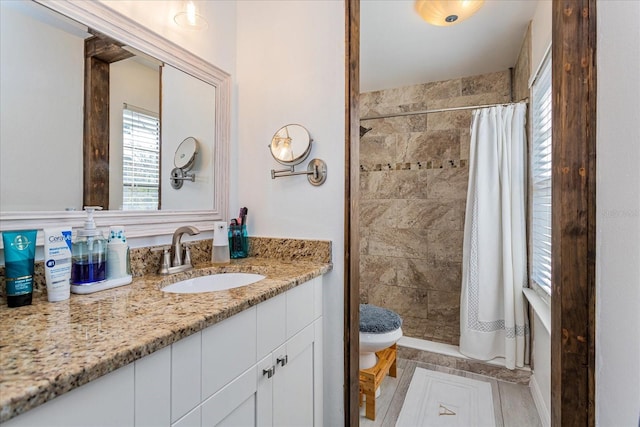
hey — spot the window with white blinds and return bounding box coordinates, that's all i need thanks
[530,52,552,293]
[122,105,160,210]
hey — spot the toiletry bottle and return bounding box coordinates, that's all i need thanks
[212,221,230,265]
[71,207,107,285]
[2,230,37,307]
[43,228,72,302]
[107,226,130,280]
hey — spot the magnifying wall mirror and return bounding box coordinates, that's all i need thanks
[269,124,327,186]
[171,136,199,189]
[270,124,312,165]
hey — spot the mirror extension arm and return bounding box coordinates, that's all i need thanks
[271,159,327,186]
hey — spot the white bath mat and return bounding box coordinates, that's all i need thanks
[396,368,496,427]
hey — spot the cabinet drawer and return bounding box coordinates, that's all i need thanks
[286,280,315,339]
[171,331,202,423]
[202,306,257,399]
[135,346,171,427]
[257,292,286,360]
[5,364,135,427]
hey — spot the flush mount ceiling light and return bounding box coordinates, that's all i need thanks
[174,0,208,30]
[414,0,485,26]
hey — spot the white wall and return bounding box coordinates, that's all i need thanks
[596,1,640,425]
[109,58,160,210]
[530,0,552,77]
[0,1,84,211]
[161,65,216,211]
[236,1,346,423]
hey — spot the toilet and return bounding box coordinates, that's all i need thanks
[359,304,403,370]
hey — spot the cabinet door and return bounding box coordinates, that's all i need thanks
[273,323,315,427]
[313,318,323,427]
[201,366,257,427]
[286,280,315,339]
[256,354,275,427]
[135,345,171,427]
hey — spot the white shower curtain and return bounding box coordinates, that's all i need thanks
[460,102,529,369]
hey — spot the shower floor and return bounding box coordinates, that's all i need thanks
[359,358,541,427]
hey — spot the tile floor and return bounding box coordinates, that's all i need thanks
[359,358,542,427]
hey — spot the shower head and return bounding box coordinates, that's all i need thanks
[360,126,372,137]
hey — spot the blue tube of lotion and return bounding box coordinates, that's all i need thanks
[43,228,72,302]
[2,230,37,307]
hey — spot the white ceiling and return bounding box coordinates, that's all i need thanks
[360,0,539,92]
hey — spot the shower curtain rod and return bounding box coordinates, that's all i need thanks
[360,99,528,121]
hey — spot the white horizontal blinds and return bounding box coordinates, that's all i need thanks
[122,105,160,210]
[531,52,552,292]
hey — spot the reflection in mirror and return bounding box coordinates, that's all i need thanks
[162,65,215,210]
[0,0,217,212]
[0,0,229,241]
[110,58,161,211]
[1,1,85,211]
[269,124,312,166]
[174,137,199,170]
[170,137,199,190]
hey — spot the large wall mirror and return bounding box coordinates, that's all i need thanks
[0,0,230,241]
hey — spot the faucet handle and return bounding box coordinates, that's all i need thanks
[183,243,193,267]
[151,246,171,274]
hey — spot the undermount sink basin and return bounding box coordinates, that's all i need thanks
[161,273,265,294]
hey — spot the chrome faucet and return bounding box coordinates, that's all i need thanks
[153,226,200,275]
[171,225,200,267]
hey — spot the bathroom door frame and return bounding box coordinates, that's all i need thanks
[343,0,597,425]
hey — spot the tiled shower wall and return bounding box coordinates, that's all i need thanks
[359,71,511,346]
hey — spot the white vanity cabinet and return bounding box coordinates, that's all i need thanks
[5,277,323,427]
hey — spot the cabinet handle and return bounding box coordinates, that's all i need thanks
[276,355,288,367]
[263,366,275,378]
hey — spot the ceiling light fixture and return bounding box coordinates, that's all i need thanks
[174,0,208,30]
[414,0,485,26]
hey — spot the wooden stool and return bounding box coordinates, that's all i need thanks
[359,343,397,421]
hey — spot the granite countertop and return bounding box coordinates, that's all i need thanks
[0,258,331,422]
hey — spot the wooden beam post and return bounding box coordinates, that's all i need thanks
[551,1,596,425]
[83,52,110,209]
[345,0,360,425]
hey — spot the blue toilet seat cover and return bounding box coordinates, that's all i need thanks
[359,304,402,333]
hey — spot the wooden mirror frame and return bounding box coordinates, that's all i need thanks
[0,0,230,243]
[344,0,597,425]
